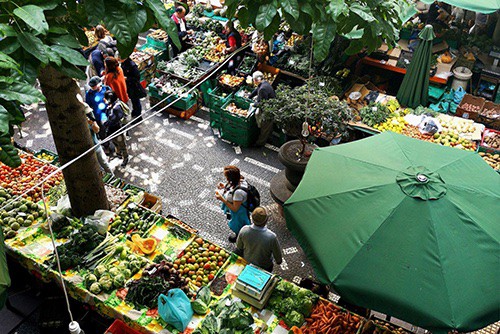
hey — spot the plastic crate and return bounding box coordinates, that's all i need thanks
[236,52,258,76]
[477,101,500,130]
[34,149,59,165]
[220,99,258,147]
[455,94,484,120]
[210,107,222,129]
[139,43,169,62]
[105,319,142,334]
[207,87,233,110]
[234,85,254,105]
[256,63,281,87]
[146,35,168,49]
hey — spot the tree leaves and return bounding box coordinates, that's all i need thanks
[0,82,45,104]
[350,3,376,22]
[0,143,21,168]
[263,13,281,41]
[48,34,82,49]
[13,5,49,34]
[55,60,86,80]
[312,19,337,62]
[0,105,9,135]
[0,23,16,38]
[18,32,49,64]
[145,0,181,50]
[255,1,277,31]
[327,0,347,19]
[281,0,300,20]
[85,0,105,26]
[52,45,89,66]
[0,53,20,73]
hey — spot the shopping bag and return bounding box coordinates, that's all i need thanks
[158,289,193,331]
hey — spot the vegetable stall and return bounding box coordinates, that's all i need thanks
[0,147,413,334]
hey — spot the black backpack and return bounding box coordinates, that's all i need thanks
[233,183,260,213]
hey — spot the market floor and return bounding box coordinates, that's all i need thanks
[13,96,317,281]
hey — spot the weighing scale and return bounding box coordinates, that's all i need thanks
[232,264,278,310]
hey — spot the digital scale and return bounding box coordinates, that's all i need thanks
[232,264,278,310]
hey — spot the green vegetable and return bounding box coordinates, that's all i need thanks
[284,310,305,327]
[191,299,209,315]
[90,282,102,294]
[108,267,120,277]
[113,274,125,289]
[95,265,107,278]
[99,275,113,292]
[196,286,212,305]
[359,103,391,127]
[84,273,97,289]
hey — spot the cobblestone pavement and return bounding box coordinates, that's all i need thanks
[14,98,317,284]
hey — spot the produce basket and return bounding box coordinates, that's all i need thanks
[455,94,484,120]
[139,192,162,213]
[218,73,245,92]
[236,52,258,76]
[34,149,58,165]
[105,319,142,334]
[480,128,500,154]
[130,50,154,71]
[477,101,500,130]
[146,29,169,49]
[256,63,281,88]
[478,146,500,172]
[234,85,254,105]
[139,43,168,62]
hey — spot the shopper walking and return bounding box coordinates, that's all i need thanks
[249,71,276,146]
[236,207,283,272]
[103,57,129,104]
[103,90,129,167]
[215,165,251,243]
[121,57,147,122]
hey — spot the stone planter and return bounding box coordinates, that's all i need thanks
[270,140,318,207]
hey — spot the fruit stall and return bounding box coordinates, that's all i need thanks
[0,148,413,334]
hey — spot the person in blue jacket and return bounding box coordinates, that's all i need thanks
[215,165,251,243]
[85,76,112,152]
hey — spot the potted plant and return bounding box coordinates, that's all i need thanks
[261,81,353,195]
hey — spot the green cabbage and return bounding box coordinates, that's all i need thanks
[191,299,209,315]
[89,282,102,294]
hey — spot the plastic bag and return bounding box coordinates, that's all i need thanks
[54,195,72,215]
[84,210,114,235]
[418,116,439,135]
[158,289,193,332]
[454,86,466,104]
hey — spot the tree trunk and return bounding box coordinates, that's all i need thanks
[38,66,109,216]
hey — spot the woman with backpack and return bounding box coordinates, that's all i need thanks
[215,165,251,243]
[103,90,129,167]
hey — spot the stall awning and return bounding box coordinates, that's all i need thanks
[422,0,500,14]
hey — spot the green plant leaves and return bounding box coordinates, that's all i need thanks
[264,13,281,41]
[0,53,20,72]
[13,5,49,34]
[52,45,88,66]
[0,143,21,168]
[327,0,347,19]
[56,60,86,80]
[85,0,105,26]
[281,0,300,20]
[18,32,48,63]
[0,105,9,135]
[49,34,81,49]
[255,1,277,31]
[350,3,376,22]
[0,23,16,38]
[0,82,45,104]
[312,20,337,62]
[145,0,181,50]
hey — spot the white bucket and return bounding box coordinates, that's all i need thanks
[451,66,472,91]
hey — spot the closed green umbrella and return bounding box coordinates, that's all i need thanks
[397,25,435,108]
[0,229,10,309]
[285,132,500,332]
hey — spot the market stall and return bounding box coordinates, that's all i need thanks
[0,148,416,334]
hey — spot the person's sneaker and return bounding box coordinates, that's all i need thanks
[121,157,129,167]
[228,234,237,243]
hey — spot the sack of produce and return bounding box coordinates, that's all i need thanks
[158,289,193,331]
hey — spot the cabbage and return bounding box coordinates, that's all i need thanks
[191,300,209,315]
[89,282,102,294]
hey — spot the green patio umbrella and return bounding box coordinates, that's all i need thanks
[0,229,10,309]
[397,25,435,108]
[285,132,500,333]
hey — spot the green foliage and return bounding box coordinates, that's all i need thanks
[260,84,353,139]
[359,103,391,127]
[233,0,409,61]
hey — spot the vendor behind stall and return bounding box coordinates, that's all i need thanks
[223,20,242,75]
[170,6,192,57]
[250,71,276,147]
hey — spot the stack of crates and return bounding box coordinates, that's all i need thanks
[207,87,233,129]
[220,97,259,147]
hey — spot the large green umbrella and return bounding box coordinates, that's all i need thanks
[0,229,10,309]
[285,132,500,332]
[397,25,435,108]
